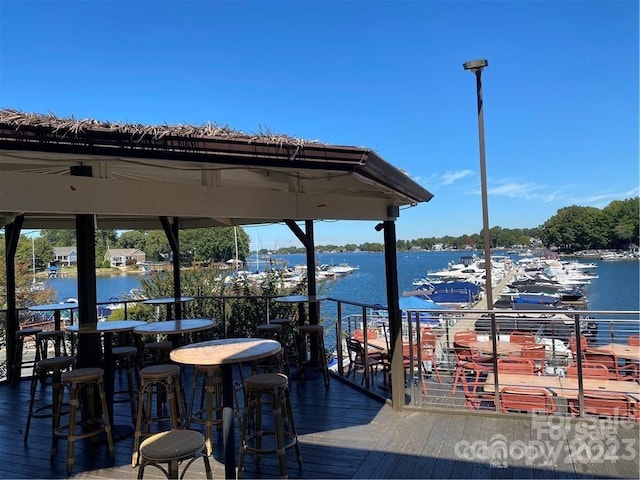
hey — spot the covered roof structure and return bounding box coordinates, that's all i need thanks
[0,108,433,409]
[0,109,432,229]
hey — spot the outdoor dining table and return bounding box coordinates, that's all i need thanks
[274,294,327,325]
[468,340,524,356]
[596,343,640,362]
[142,296,195,320]
[133,318,215,348]
[484,372,640,401]
[28,302,78,333]
[170,338,282,479]
[66,320,147,438]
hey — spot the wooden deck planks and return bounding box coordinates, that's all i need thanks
[0,367,638,479]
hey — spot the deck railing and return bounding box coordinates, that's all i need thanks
[2,296,639,422]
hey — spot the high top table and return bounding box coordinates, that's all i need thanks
[133,318,215,348]
[28,302,79,332]
[66,320,147,438]
[142,296,195,320]
[170,338,281,479]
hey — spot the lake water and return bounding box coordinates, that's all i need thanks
[46,251,639,343]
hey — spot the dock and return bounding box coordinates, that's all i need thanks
[446,266,517,347]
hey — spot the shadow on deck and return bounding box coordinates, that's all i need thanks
[0,364,638,479]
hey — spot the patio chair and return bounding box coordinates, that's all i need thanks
[509,331,536,344]
[566,361,609,379]
[420,330,442,383]
[352,328,378,342]
[345,337,388,387]
[499,386,557,414]
[520,343,547,374]
[568,334,589,359]
[628,335,640,346]
[568,390,639,423]
[460,378,495,411]
[497,357,536,375]
[453,330,478,344]
[402,341,428,396]
[583,347,638,381]
[451,341,493,395]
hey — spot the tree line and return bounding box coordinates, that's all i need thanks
[2,197,637,269]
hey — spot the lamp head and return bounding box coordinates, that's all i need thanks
[374,222,384,232]
[463,59,488,72]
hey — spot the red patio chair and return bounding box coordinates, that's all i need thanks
[509,331,536,344]
[628,335,640,346]
[520,343,547,374]
[568,390,639,423]
[499,386,557,414]
[583,347,638,381]
[420,330,442,383]
[451,341,493,395]
[568,334,588,358]
[497,357,535,375]
[566,361,609,379]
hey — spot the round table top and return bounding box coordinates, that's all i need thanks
[142,296,195,305]
[134,318,215,335]
[28,302,79,311]
[170,338,281,366]
[274,295,327,303]
[66,320,147,334]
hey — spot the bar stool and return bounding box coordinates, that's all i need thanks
[13,327,42,381]
[53,367,114,475]
[132,364,185,467]
[296,325,330,388]
[24,355,76,445]
[112,345,138,424]
[144,341,173,365]
[254,324,286,375]
[271,318,297,366]
[238,373,302,479]
[137,429,212,480]
[187,364,223,456]
[36,330,68,362]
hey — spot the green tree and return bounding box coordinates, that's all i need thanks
[118,230,147,251]
[180,227,250,263]
[40,229,76,246]
[16,236,53,271]
[602,197,639,249]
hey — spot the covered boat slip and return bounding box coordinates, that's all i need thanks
[1,364,638,479]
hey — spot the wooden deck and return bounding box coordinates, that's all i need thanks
[0,365,638,479]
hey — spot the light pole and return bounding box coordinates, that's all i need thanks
[462,58,493,311]
[463,58,499,411]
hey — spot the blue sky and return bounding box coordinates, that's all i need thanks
[2,0,638,252]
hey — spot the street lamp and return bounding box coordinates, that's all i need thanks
[464,58,499,411]
[462,58,493,311]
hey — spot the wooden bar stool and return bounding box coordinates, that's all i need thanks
[137,429,212,479]
[54,367,114,475]
[35,330,69,365]
[238,373,302,479]
[187,364,223,456]
[254,324,286,374]
[132,364,185,467]
[296,325,330,388]
[144,341,173,365]
[13,327,42,382]
[24,355,76,445]
[271,318,297,366]
[112,345,139,424]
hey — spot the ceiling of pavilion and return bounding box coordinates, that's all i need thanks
[0,109,433,229]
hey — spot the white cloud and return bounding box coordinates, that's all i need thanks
[440,169,473,185]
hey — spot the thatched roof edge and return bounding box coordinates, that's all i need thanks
[0,108,323,148]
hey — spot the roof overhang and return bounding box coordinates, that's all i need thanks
[0,109,433,229]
